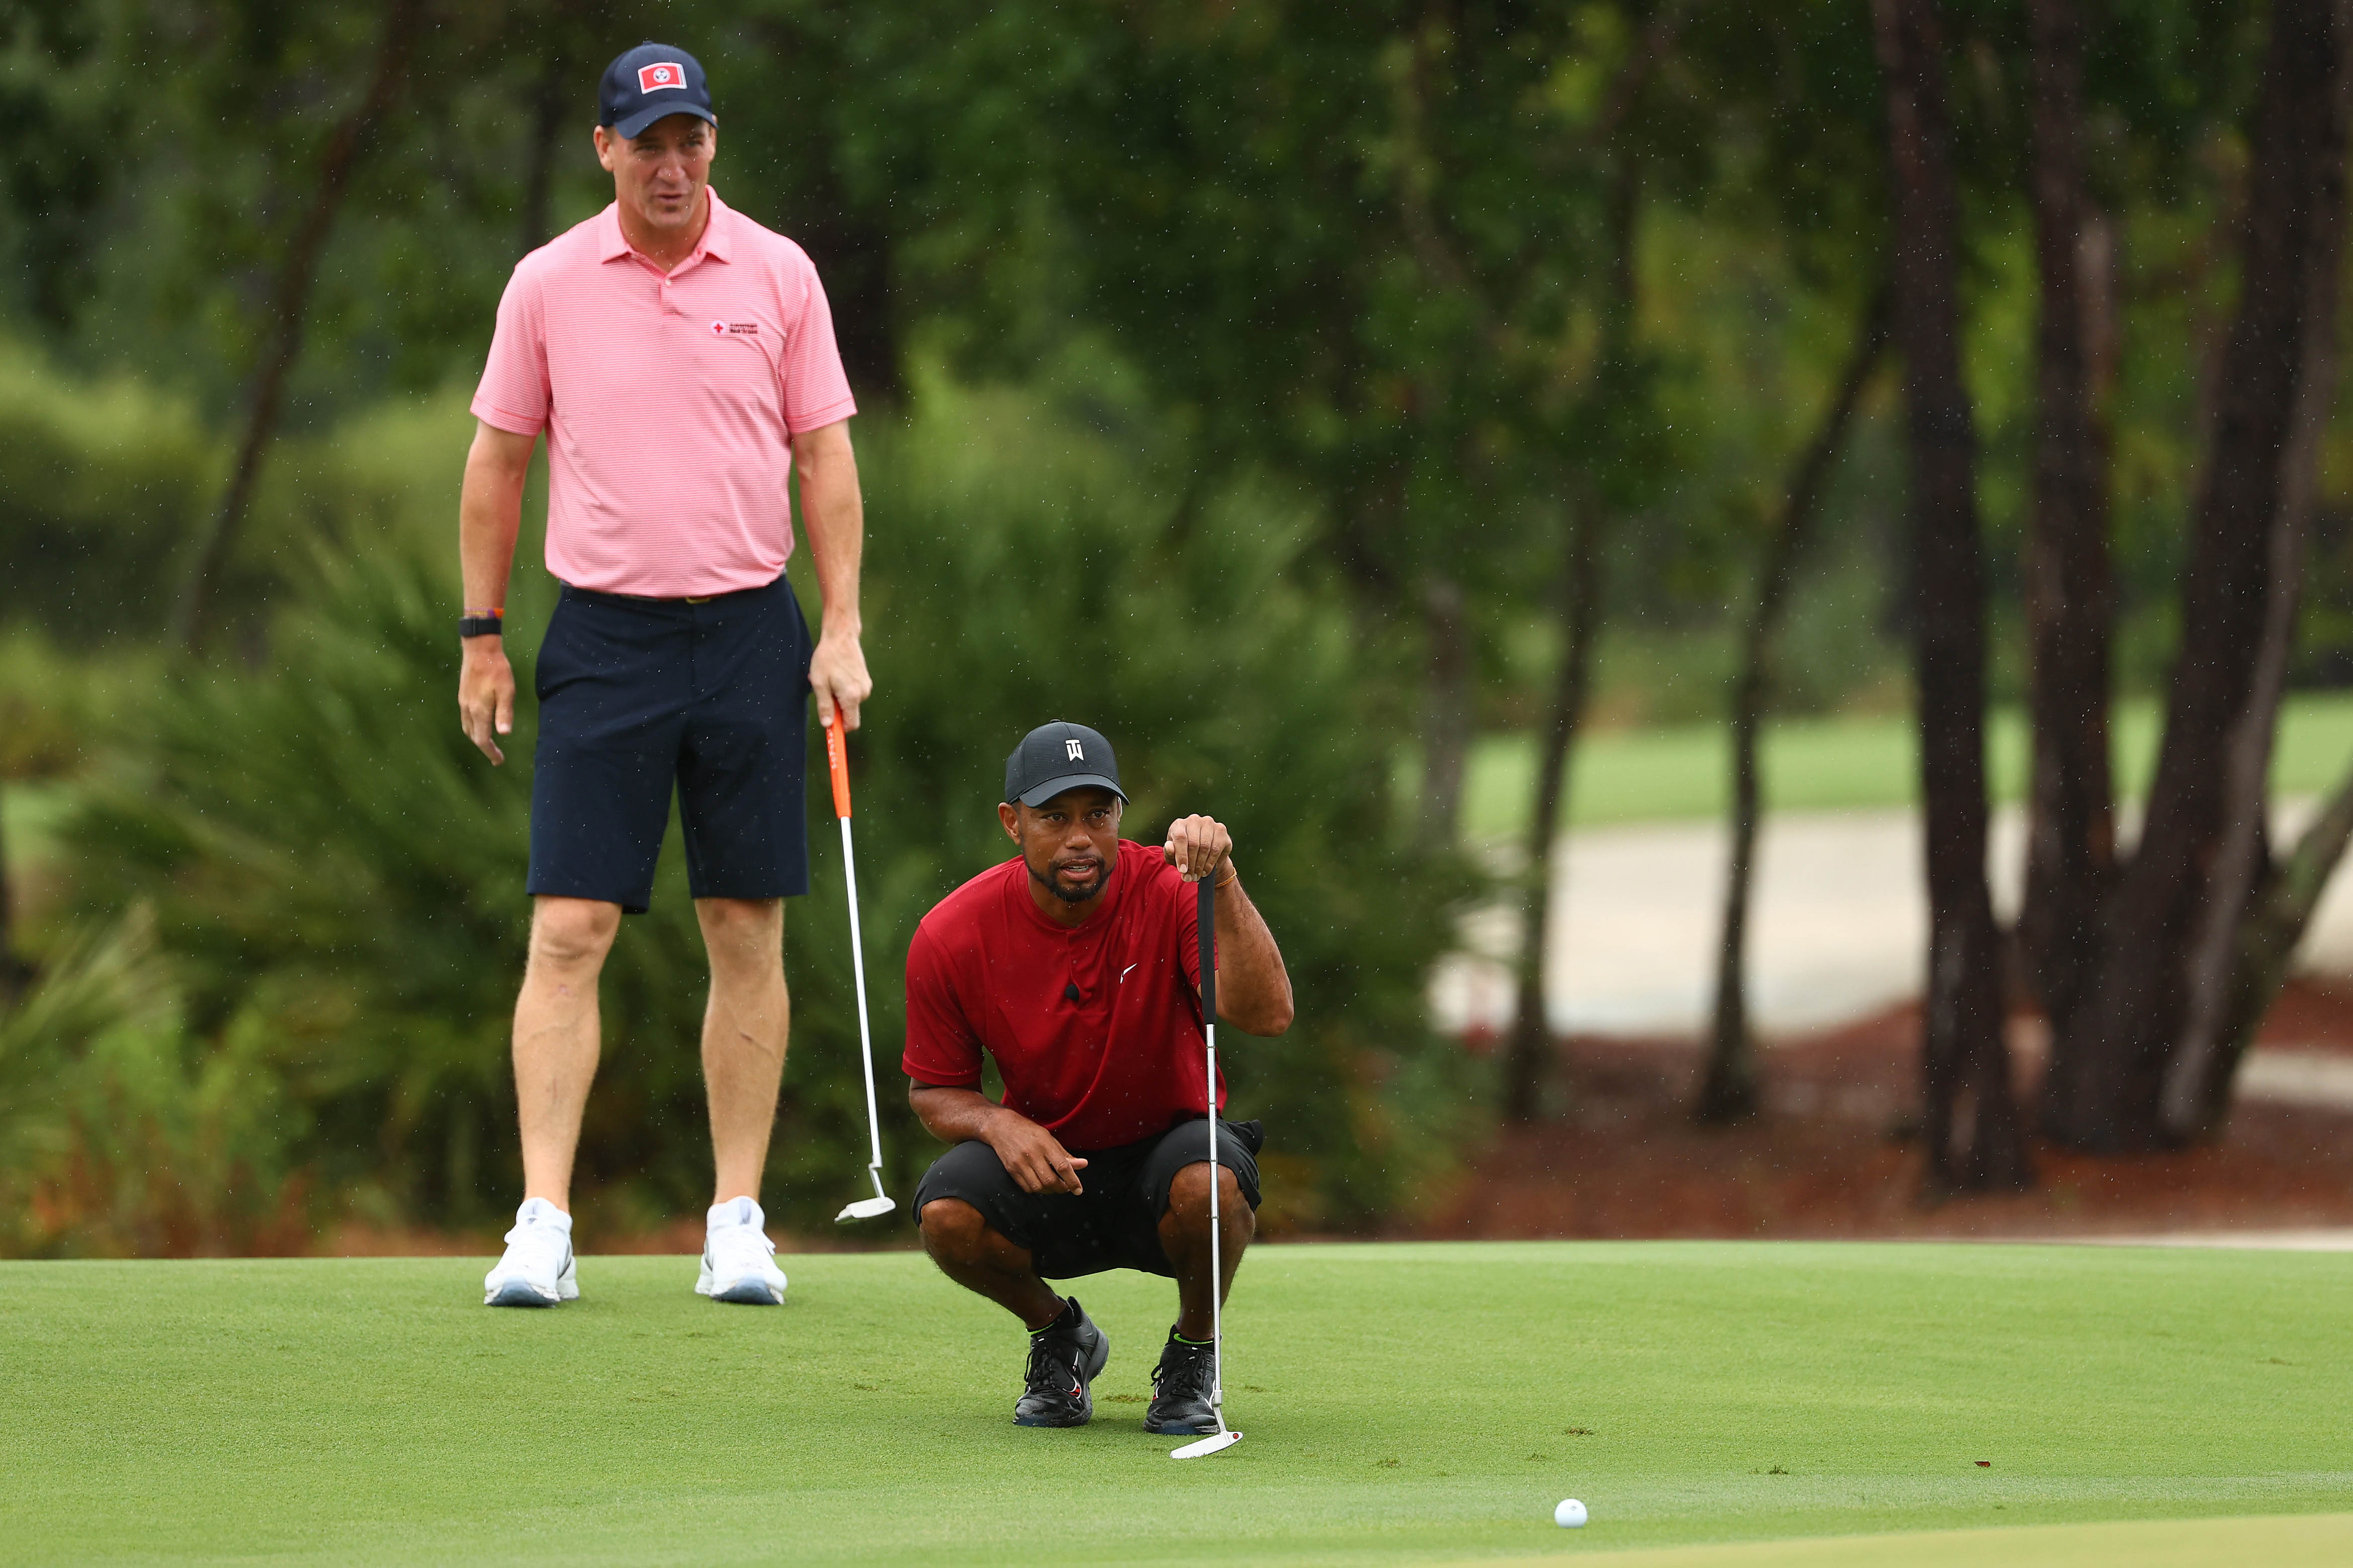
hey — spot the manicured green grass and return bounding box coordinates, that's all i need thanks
[1460,693,2353,836]
[1546,1513,2353,1566]
[5,1242,2349,1564]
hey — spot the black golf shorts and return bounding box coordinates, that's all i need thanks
[913,1118,1265,1280]
[528,575,813,914]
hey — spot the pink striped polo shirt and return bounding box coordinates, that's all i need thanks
[472,189,857,597]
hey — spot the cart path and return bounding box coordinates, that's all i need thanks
[1433,801,2353,1048]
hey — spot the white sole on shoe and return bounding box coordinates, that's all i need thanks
[486,1278,559,1307]
[704,1279,785,1305]
[695,1257,786,1305]
[484,1252,578,1308]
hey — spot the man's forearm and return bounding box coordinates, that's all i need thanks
[1212,874,1294,1036]
[795,424,863,635]
[909,1083,1006,1144]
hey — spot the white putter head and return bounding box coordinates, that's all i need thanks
[836,1166,895,1223]
[1170,1429,1243,1460]
[835,1195,896,1222]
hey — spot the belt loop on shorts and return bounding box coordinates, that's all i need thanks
[684,596,712,604]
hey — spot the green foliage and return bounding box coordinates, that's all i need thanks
[0,628,158,781]
[0,910,307,1256]
[38,382,1466,1249]
[0,342,216,643]
[53,546,711,1235]
[0,335,475,651]
[9,0,2353,1245]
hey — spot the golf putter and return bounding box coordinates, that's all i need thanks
[825,704,896,1223]
[1171,867,1243,1458]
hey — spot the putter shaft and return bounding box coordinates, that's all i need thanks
[825,707,892,1221]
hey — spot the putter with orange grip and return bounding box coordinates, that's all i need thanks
[823,703,896,1223]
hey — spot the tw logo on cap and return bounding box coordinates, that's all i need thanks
[1066,740,1085,761]
[638,61,686,92]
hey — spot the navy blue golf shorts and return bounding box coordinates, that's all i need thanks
[528,575,813,914]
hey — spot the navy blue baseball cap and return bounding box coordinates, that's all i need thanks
[1005,722,1126,807]
[599,43,715,139]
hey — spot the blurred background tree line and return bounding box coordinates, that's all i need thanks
[1,0,2346,1252]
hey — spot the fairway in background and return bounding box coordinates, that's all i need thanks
[6,1242,2350,1565]
[1453,693,2353,837]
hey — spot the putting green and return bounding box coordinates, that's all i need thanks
[5,1241,2348,1564]
[1500,1512,2353,1566]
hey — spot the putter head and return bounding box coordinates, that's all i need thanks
[834,1195,897,1223]
[1169,1430,1243,1460]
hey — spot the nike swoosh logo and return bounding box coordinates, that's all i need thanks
[1120,964,1139,982]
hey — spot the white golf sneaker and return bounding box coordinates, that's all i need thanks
[483,1197,579,1307]
[698,1195,788,1305]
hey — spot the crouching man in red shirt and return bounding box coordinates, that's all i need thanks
[903,721,1294,1431]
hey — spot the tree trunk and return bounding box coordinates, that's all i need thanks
[1500,168,1638,1123]
[2184,757,2353,1140]
[0,783,18,1004]
[517,39,568,259]
[1416,570,1474,854]
[1871,0,2034,1195]
[2163,8,2352,1140]
[2047,0,2349,1152]
[1502,510,1603,1124]
[172,0,424,655]
[1696,287,1888,1125]
[2018,0,2118,1046]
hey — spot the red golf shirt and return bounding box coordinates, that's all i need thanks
[903,840,1222,1152]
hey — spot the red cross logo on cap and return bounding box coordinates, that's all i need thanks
[638,62,685,92]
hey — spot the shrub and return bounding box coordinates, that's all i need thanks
[0,911,308,1256]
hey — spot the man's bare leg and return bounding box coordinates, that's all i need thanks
[696,896,789,1203]
[919,1198,1065,1331]
[514,896,623,1210]
[1158,1162,1253,1340]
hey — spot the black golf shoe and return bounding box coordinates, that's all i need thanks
[1144,1328,1218,1434]
[1013,1297,1109,1428]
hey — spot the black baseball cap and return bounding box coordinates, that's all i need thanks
[599,43,716,139]
[1005,722,1126,807]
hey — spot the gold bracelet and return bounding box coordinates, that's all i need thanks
[1214,862,1239,888]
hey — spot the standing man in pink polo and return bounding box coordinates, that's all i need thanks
[456,43,868,1308]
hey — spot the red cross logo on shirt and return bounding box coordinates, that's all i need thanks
[638,62,685,92]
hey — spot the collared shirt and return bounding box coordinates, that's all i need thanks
[472,189,857,598]
[902,841,1224,1153]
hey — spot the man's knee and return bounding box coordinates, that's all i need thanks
[1164,1162,1249,1226]
[529,897,621,972]
[919,1197,991,1262]
[695,897,784,968]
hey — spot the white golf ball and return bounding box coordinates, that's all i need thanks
[1554,1498,1588,1528]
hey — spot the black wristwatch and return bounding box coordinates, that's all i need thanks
[458,613,504,639]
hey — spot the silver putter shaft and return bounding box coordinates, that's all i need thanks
[824,706,895,1225]
[1171,870,1242,1459]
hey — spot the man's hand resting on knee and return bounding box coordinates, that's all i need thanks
[911,1084,1090,1194]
